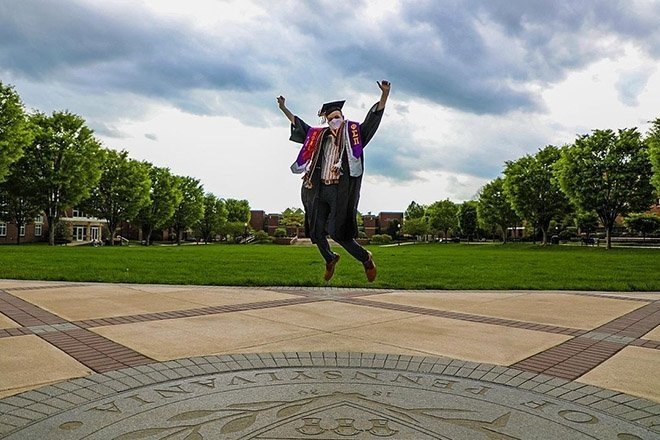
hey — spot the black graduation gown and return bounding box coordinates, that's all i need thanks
[289,103,384,243]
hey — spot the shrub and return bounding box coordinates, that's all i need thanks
[54,221,71,241]
[370,234,393,244]
[253,230,272,243]
[273,227,286,238]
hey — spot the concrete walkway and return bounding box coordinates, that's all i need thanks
[0,280,658,438]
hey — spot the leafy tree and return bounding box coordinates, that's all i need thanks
[402,216,428,239]
[554,129,654,249]
[85,149,151,245]
[136,165,182,245]
[171,176,205,244]
[405,201,426,219]
[0,172,41,245]
[457,201,478,241]
[221,221,250,242]
[425,199,457,238]
[477,177,519,243]
[647,118,660,195]
[26,111,103,245]
[575,210,600,238]
[386,218,401,239]
[356,210,364,230]
[503,146,571,245]
[225,198,251,223]
[624,213,660,241]
[0,82,32,183]
[196,194,227,242]
[280,207,305,237]
[280,207,304,226]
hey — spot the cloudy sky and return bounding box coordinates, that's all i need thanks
[1,0,659,214]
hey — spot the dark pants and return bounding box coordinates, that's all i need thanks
[314,184,369,264]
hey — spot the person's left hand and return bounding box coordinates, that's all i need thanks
[377,80,391,93]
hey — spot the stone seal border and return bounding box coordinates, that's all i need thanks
[0,352,658,439]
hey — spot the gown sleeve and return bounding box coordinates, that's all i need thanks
[289,116,311,144]
[360,102,384,147]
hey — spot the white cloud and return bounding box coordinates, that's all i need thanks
[2,0,659,213]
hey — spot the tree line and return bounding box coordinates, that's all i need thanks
[3,80,660,249]
[0,81,250,245]
[402,123,660,249]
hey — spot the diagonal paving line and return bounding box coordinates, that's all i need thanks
[1,285,658,380]
[0,290,321,373]
[339,297,588,336]
[512,301,660,380]
[40,328,154,373]
[0,290,153,373]
[0,290,68,327]
[0,283,93,292]
[70,296,319,328]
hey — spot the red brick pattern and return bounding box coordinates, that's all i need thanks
[512,338,625,379]
[0,290,67,326]
[594,302,660,338]
[0,286,658,380]
[343,297,587,336]
[512,302,660,379]
[71,297,316,328]
[0,327,33,338]
[40,329,153,372]
[0,289,153,373]
[630,339,660,349]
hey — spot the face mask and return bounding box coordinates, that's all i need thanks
[328,117,343,130]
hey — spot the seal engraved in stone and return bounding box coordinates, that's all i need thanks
[111,392,520,439]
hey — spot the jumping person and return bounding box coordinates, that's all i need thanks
[277,80,390,282]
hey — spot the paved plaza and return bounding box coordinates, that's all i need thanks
[0,280,658,438]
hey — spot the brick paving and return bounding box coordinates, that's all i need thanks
[343,297,588,336]
[512,302,660,379]
[0,291,67,327]
[39,329,153,373]
[0,283,658,384]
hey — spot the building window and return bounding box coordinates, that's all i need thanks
[0,222,6,237]
[72,208,81,217]
[19,224,25,237]
[34,215,44,236]
[73,226,86,241]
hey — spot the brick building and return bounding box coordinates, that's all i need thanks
[249,210,266,232]
[58,208,107,243]
[0,208,106,244]
[0,214,46,244]
[249,209,404,238]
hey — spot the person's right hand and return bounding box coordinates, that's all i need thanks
[277,95,286,109]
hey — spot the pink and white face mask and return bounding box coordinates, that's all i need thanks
[328,117,343,130]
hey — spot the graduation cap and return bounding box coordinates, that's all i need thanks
[318,100,345,117]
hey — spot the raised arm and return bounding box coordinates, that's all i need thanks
[360,80,391,146]
[376,80,390,110]
[277,95,295,125]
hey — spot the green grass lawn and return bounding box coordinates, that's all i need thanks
[1,242,658,290]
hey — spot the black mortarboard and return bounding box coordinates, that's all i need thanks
[318,100,345,117]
